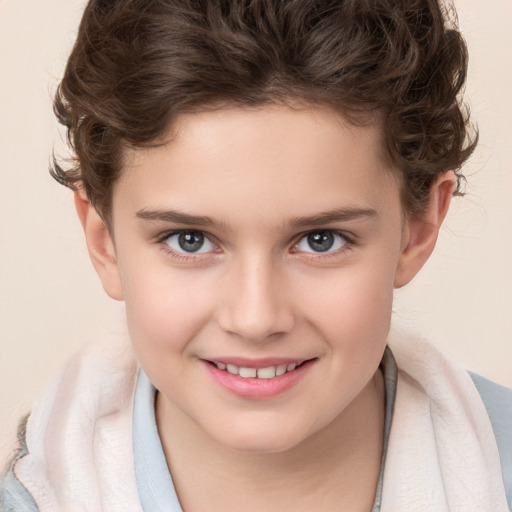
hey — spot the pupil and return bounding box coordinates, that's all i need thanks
[178,232,204,252]
[307,232,334,252]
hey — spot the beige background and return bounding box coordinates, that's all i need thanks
[1,0,511,465]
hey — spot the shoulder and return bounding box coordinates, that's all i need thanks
[1,467,39,512]
[469,372,512,510]
[470,372,512,437]
[1,416,39,512]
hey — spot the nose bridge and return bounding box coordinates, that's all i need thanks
[218,251,294,342]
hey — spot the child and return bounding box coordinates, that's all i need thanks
[2,0,511,510]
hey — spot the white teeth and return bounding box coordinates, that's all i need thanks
[276,364,287,376]
[214,361,302,379]
[257,366,276,379]
[226,364,238,375]
[239,367,257,378]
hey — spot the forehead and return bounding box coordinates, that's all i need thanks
[114,105,401,227]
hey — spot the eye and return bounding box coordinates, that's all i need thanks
[294,231,348,253]
[164,231,216,254]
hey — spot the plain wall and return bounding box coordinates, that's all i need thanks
[1,0,511,466]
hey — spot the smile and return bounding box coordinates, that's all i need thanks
[203,358,316,399]
[211,361,305,379]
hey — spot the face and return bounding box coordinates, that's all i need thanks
[105,106,410,453]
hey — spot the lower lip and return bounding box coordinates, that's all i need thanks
[202,360,315,400]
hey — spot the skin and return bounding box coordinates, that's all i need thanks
[76,105,455,511]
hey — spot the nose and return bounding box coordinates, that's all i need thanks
[217,254,295,343]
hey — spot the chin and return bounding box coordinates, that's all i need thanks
[224,436,302,455]
[210,420,315,455]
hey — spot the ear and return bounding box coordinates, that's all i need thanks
[394,172,456,288]
[74,189,124,301]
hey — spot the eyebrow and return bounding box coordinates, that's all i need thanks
[136,208,219,227]
[288,207,378,229]
[136,206,377,230]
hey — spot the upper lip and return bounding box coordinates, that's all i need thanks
[202,357,313,369]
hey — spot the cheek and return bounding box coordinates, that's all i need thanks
[297,253,398,367]
[304,261,395,326]
[120,262,216,365]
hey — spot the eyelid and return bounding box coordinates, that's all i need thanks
[156,229,221,259]
[291,229,354,256]
[156,228,216,244]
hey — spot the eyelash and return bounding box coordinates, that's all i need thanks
[156,230,221,262]
[155,229,355,262]
[291,230,354,260]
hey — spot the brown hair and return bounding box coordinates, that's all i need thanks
[52,0,477,222]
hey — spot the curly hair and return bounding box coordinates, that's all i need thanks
[51,0,477,222]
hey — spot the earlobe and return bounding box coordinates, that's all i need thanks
[394,172,456,288]
[74,190,124,301]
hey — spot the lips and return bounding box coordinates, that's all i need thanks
[202,358,316,399]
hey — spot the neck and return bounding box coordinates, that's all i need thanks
[156,370,385,512]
